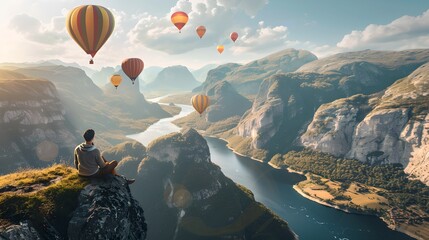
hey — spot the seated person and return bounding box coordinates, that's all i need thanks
[74,129,135,184]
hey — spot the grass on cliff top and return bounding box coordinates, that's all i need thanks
[0,165,88,235]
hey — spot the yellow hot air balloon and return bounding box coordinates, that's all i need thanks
[191,94,210,116]
[66,5,115,64]
[196,26,206,38]
[171,11,188,33]
[110,74,122,89]
[217,45,224,54]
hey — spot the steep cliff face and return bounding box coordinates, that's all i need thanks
[193,63,242,93]
[11,65,168,145]
[236,49,429,159]
[195,49,317,95]
[0,165,147,240]
[205,81,251,122]
[68,176,147,240]
[118,128,296,240]
[301,63,429,185]
[0,77,77,174]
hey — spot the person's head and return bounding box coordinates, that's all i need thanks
[83,129,95,143]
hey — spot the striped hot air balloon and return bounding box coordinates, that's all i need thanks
[110,74,122,90]
[66,5,115,64]
[122,58,144,84]
[171,11,188,33]
[191,94,210,116]
[196,26,206,38]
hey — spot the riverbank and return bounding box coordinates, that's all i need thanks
[166,102,426,240]
[215,137,427,240]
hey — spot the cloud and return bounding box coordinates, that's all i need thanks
[128,0,278,55]
[232,21,288,54]
[337,9,429,50]
[9,14,67,45]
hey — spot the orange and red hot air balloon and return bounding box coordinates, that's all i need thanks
[230,32,238,43]
[171,11,188,33]
[110,74,122,90]
[66,5,115,64]
[196,26,206,38]
[122,58,144,85]
[191,94,210,116]
[217,45,224,54]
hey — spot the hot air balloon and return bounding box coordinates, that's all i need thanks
[66,5,115,64]
[196,26,206,39]
[171,11,188,33]
[217,45,224,54]
[230,32,238,43]
[110,74,122,89]
[191,94,210,116]
[122,58,144,85]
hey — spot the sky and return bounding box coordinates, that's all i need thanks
[1,0,429,70]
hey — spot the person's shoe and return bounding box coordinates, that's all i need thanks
[126,178,135,185]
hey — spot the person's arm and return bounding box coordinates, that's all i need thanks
[95,150,107,168]
[74,149,79,170]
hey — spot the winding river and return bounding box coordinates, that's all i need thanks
[127,99,414,240]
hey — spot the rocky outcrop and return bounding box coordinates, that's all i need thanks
[205,81,251,122]
[68,176,147,240]
[144,65,200,95]
[301,63,429,185]
[236,49,429,159]
[195,49,317,95]
[120,128,296,240]
[0,166,147,240]
[0,77,77,174]
[102,141,147,179]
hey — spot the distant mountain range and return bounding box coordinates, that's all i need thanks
[0,62,170,173]
[143,65,200,96]
[191,64,218,82]
[194,49,318,95]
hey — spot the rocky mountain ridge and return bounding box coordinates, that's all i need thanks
[235,49,429,159]
[0,76,77,174]
[194,48,318,95]
[112,128,297,240]
[301,63,429,185]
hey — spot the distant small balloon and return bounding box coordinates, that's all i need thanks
[217,45,224,54]
[230,32,238,42]
[196,26,206,38]
[110,74,122,89]
[36,140,59,162]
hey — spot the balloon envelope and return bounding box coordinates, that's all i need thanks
[110,74,122,89]
[122,58,144,84]
[191,94,210,114]
[171,11,188,32]
[196,26,206,38]
[230,32,238,42]
[217,45,224,54]
[66,5,115,64]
